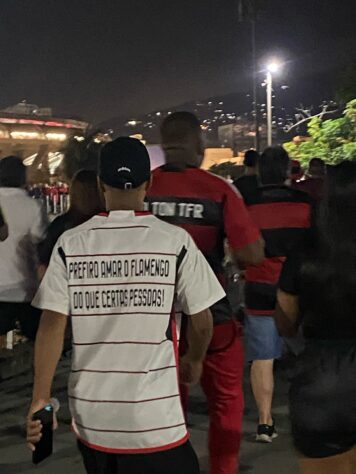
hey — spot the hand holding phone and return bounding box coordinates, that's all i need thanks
[27,400,58,465]
[31,404,53,464]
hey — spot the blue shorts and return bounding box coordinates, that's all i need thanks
[245,315,282,361]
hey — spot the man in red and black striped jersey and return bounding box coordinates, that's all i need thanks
[243,146,312,443]
[27,138,226,474]
[147,112,264,474]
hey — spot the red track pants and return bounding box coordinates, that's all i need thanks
[180,321,245,474]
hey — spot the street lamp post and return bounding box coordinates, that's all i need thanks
[265,62,280,147]
[266,70,273,146]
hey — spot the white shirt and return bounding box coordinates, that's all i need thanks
[33,211,225,453]
[0,188,48,302]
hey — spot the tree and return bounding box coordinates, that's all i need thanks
[283,100,356,166]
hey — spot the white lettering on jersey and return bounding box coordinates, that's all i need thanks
[150,201,204,219]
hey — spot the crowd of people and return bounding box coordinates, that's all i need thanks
[0,112,355,474]
[29,182,70,215]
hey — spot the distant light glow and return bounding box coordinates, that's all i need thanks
[266,62,281,73]
[24,151,64,173]
[46,132,67,141]
[10,131,40,139]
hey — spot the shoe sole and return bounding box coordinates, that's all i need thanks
[256,432,278,443]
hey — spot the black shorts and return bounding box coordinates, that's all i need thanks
[0,302,41,341]
[289,341,356,458]
[77,440,200,474]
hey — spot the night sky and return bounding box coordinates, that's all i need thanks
[1,0,355,124]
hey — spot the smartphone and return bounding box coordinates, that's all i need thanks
[32,404,53,465]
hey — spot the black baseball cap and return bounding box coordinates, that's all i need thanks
[99,137,151,189]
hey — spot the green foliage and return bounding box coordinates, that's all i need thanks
[209,162,244,180]
[283,100,356,166]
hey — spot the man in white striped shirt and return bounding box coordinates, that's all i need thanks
[26,137,225,474]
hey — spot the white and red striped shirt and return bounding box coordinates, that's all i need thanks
[33,211,225,453]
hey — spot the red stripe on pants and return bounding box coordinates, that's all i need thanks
[180,321,245,474]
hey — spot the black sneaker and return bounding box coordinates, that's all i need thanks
[256,421,278,443]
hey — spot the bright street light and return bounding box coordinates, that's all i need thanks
[266,62,280,74]
[265,60,283,146]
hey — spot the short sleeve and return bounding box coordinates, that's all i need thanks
[279,251,302,295]
[32,239,70,315]
[224,184,261,250]
[176,234,226,315]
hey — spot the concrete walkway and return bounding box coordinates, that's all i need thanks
[0,354,299,473]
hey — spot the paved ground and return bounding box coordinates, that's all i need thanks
[0,351,299,474]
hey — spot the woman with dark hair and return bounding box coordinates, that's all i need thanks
[38,169,103,269]
[276,161,356,473]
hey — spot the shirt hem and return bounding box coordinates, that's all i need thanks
[31,302,69,316]
[76,431,190,454]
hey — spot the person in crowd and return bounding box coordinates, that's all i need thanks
[146,112,264,474]
[276,160,356,474]
[26,137,225,474]
[38,169,103,271]
[0,206,8,241]
[295,157,326,201]
[290,159,304,185]
[0,156,47,340]
[234,149,260,201]
[243,146,312,443]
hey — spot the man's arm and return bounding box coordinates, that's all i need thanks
[224,185,264,267]
[27,310,67,451]
[274,290,299,337]
[32,310,67,401]
[232,238,264,267]
[180,309,213,385]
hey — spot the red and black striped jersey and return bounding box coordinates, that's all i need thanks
[244,185,312,316]
[147,164,261,324]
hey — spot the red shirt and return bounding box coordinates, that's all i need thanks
[147,164,260,324]
[244,185,312,316]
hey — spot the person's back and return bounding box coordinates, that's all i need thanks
[150,165,258,296]
[234,149,259,202]
[0,156,47,340]
[147,112,263,474]
[40,210,217,451]
[28,137,224,474]
[0,188,47,300]
[277,161,356,472]
[244,146,312,444]
[294,158,326,201]
[244,184,312,315]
